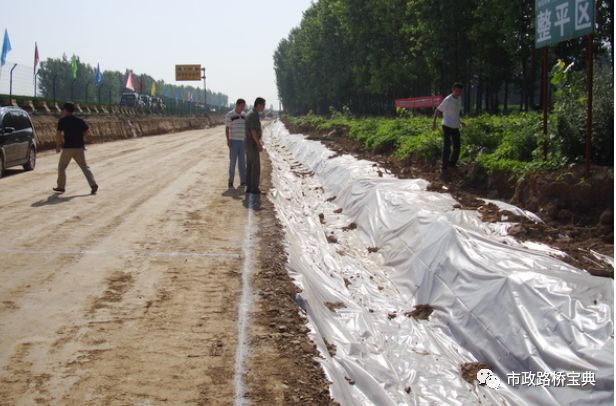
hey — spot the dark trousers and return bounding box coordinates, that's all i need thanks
[245,145,261,192]
[442,125,461,169]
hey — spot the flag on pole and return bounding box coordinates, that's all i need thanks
[163,87,169,98]
[70,54,78,80]
[95,63,103,87]
[175,89,180,101]
[150,81,156,96]
[187,91,192,102]
[125,71,135,91]
[33,42,39,74]
[138,76,143,94]
[1,29,12,66]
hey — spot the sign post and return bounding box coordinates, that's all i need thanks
[542,47,548,160]
[535,0,595,172]
[585,33,593,175]
[201,67,207,111]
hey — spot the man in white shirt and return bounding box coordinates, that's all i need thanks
[224,98,247,188]
[432,83,466,176]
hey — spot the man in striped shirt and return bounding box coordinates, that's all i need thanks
[224,98,247,188]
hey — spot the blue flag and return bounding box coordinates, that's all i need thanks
[175,89,180,101]
[1,29,12,66]
[163,87,169,97]
[95,63,103,86]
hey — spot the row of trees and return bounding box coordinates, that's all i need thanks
[274,0,613,115]
[38,56,229,107]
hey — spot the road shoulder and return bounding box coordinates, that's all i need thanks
[244,152,335,405]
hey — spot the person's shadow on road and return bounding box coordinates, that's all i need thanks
[31,193,91,207]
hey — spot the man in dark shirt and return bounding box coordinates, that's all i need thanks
[53,102,98,194]
[244,97,266,194]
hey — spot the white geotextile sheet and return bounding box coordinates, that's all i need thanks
[265,120,614,405]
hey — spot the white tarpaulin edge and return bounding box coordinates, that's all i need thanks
[264,120,613,405]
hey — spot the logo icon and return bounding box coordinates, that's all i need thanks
[477,368,501,389]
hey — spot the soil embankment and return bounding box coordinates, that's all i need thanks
[31,114,223,151]
[284,118,614,278]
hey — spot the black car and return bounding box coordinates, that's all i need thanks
[119,92,144,108]
[0,106,37,177]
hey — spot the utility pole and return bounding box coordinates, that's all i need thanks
[9,63,17,102]
[201,67,207,113]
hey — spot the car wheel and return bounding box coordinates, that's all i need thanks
[23,147,36,171]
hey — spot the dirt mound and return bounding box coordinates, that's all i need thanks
[512,166,613,227]
[31,114,223,151]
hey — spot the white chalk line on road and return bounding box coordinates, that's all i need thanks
[233,194,258,406]
[0,247,240,259]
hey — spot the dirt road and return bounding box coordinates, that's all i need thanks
[0,127,332,405]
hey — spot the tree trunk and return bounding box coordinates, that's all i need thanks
[504,81,509,113]
[520,61,526,112]
[529,49,537,110]
[475,67,482,113]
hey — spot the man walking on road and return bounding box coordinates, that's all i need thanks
[225,98,247,189]
[245,97,266,194]
[432,83,465,177]
[53,102,98,194]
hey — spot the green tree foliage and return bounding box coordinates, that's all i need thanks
[37,56,228,107]
[275,0,613,116]
[551,60,613,165]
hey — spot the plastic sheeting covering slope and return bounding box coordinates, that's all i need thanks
[265,121,613,406]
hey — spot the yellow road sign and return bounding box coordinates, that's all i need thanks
[175,64,202,81]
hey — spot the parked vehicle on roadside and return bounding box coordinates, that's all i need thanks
[150,97,166,113]
[0,106,37,178]
[119,92,144,108]
[139,95,152,109]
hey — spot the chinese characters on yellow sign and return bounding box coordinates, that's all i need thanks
[175,64,202,81]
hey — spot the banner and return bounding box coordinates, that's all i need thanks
[395,95,444,109]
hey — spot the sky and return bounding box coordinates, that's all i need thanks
[2,0,314,108]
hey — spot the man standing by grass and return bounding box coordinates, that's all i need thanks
[432,83,465,177]
[53,102,98,194]
[245,97,266,194]
[225,98,247,189]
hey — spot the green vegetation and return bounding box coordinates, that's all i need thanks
[551,61,614,166]
[288,112,557,176]
[275,0,613,116]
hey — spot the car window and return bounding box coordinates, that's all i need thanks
[13,113,23,130]
[19,112,33,130]
[2,113,15,128]
[13,112,28,130]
